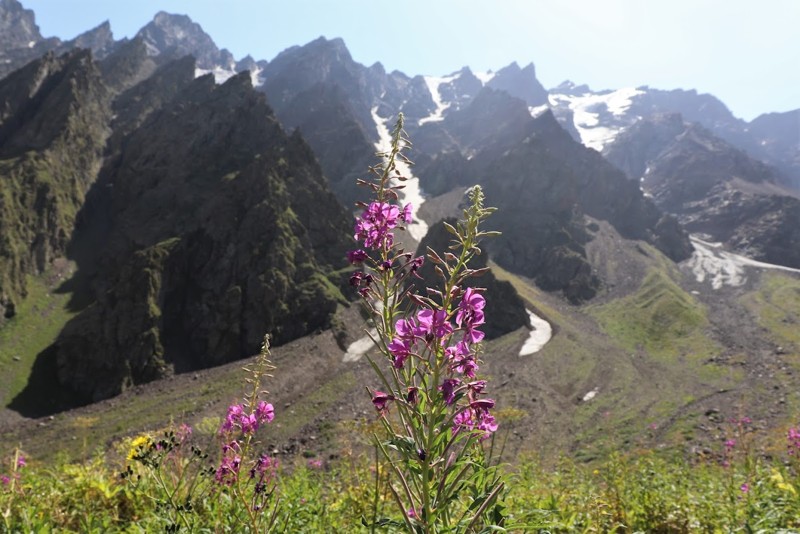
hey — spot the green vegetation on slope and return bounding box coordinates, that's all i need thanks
[740,272,800,352]
[588,268,719,366]
[0,273,79,407]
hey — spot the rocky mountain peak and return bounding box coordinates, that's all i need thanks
[0,0,42,48]
[57,20,117,60]
[137,11,225,69]
[487,61,548,106]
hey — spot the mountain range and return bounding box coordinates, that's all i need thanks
[1,0,799,462]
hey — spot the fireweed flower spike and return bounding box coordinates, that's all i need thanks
[351,113,505,531]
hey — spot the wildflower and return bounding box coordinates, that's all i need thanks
[439,379,461,405]
[256,401,275,424]
[1,475,9,486]
[725,439,736,451]
[240,413,259,435]
[16,455,26,468]
[215,454,242,485]
[408,507,418,519]
[456,288,486,330]
[307,458,323,469]
[372,391,395,413]
[408,255,424,275]
[388,337,412,368]
[417,308,453,340]
[447,341,478,378]
[406,386,419,404]
[347,249,368,264]
[740,483,750,493]
[402,203,413,224]
[354,202,400,249]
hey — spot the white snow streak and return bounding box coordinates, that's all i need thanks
[549,87,644,151]
[418,75,456,126]
[519,309,552,356]
[474,71,495,84]
[528,104,550,118]
[342,329,378,363]
[687,236,800,289]
[371,107,429,242]
[194,66,237,84]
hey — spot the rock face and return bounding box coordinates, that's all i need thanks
[51,71,351,402]
[0,0,59,79]
[605,114,800,268]
[486,62,548,107]
[410,92,691,301]
[136,11,235,70]
[0,50,110,319]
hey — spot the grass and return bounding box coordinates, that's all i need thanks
[4,430,800,532]
[0,274,79,407]
[740,272,800,351]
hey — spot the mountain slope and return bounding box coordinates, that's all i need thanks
[48,72,351,403]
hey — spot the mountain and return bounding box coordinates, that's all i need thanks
[44,69,351,404]
[546,83,800,190]
[0,0,59,78]
[485,62,548,107]
[0,49,110,321]
[605,114,800,268]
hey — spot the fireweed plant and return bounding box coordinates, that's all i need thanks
[348,113,506,532]
[122,335,279,532]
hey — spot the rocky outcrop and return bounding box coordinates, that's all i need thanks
[53,71,351,402]
[136,11,235,71]
[487,62,548,107]
[0,0,60,79]
[0,49,110,319]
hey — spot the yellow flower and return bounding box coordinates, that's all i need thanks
[127,434,153,461]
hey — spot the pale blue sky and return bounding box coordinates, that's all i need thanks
[23,0,800,121]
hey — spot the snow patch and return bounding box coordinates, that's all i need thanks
[418,74,456,126]
[686,235,800,289]
[371,107,429,241]
[548,87,644,151]
[27,41,35,48]
[528,104,550,118]
[342,329,378,363]
[194,66,237,84]
[474,71,495,84]
[519,309,552,356]
[249,65,265,87]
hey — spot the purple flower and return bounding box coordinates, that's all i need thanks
[16,455,26,469]
[439,379,461,405]
[372,391,394,413]
[467,380,487,397]
[256,401,275,424]
[1,475,9,486]
[740,483,750,493]
[354,202,400,249]
[240,413,259,435]
[215,454,242,485]
[447,341,478,378]
[402,203,413,224]
[408,255,424,276]
[725,439,736,451]
[347,249,368,264]
[388,338,412,368]
[408,507,417,519]
[417,308,453,340]
[220,404,244,433]
[307,458,323,469]
[406,387,419,404]
[456,287,486,343]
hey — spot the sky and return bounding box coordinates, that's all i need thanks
[22,0,800,121]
